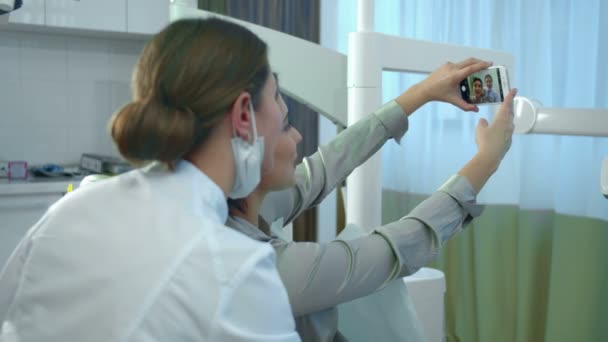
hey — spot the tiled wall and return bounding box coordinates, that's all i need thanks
[0,30,146,165]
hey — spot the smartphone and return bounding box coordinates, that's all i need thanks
[459,65,510,105]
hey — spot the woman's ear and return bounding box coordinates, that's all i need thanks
[229,92,253,140]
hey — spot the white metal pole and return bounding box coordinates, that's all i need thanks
[357,0,374,32]
[347,0,382,231]
[170,0,198,8]
[514,97,608,137]
[534,107,608,137]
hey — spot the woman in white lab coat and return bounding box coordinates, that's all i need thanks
[226,60,518,341]
[0,18,301,341]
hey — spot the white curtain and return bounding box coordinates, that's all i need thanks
[321,0,608,221]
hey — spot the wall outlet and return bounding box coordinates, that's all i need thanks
[0,161,8,177]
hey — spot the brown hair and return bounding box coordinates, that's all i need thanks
[110,18,270,168]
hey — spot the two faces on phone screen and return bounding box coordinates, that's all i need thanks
[460,66,510,105]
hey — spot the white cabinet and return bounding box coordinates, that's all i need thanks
[127,0,169,35]
[0,193,62,268]
[8,0,45,25]
[5,0,177,37]
[45,0,127,32]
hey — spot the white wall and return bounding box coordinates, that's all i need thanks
[0,30,146,165]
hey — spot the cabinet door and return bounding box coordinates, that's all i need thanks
[46,0,127,32]
[0,193,62,268]
[8,0,45,25]
[127,0,169,35]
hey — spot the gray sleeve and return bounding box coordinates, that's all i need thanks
[271,234,398,317]
[261,101,408,224]
[375,174,484,277]
[272,175,482,317]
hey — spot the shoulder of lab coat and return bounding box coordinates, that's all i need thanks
[0,165,300,342]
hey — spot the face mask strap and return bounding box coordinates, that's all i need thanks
[249,101,259,141]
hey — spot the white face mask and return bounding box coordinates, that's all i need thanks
[228,101,265,199]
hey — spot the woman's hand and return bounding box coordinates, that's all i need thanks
[419,58,494,111]
[458,88,517,194]
[475,88,517,169]
[395,58,492,116]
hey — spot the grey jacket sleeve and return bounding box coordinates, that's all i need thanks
[255,99,485,316]
[260,101,408,224]
[374,175,483,277]
[271,175,483,317]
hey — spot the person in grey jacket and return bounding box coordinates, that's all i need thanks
[226,58,517,341]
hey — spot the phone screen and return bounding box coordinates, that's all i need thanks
[459,67,507,105]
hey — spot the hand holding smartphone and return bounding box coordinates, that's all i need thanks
[460,66,510,105]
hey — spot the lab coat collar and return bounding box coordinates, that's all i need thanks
[173,160,228,223]
[226,215,282,242]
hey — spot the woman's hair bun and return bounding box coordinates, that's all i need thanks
[110,100,197,167]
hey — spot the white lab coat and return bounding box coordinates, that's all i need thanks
[0,161,300,342]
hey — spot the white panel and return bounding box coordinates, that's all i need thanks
[19,124,70,164]
[108,40,145,83]
[0,129,24,162]
[67,37,110,82]
[21,80,68,128]
[0,80,23,130]
[105,81,131,156]
[20,33,67,81]
[170,6,349,127]
[127,0,169,35]
[65,80,113,158]
[0,32,22,81]
[108,80,131,114]
[65,81,110,128]
[46,0,127,32]
[1,31,140,169]
[8,0,45,25]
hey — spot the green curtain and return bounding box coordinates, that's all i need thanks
[383,190,608,342]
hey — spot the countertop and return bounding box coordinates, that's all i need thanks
[0,175,85,196]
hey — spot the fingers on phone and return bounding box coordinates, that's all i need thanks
[456,58,491,69]
[455,58,478,68]
[462,102,478,112]
[457,62,491,81]
[504,88,518,104]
